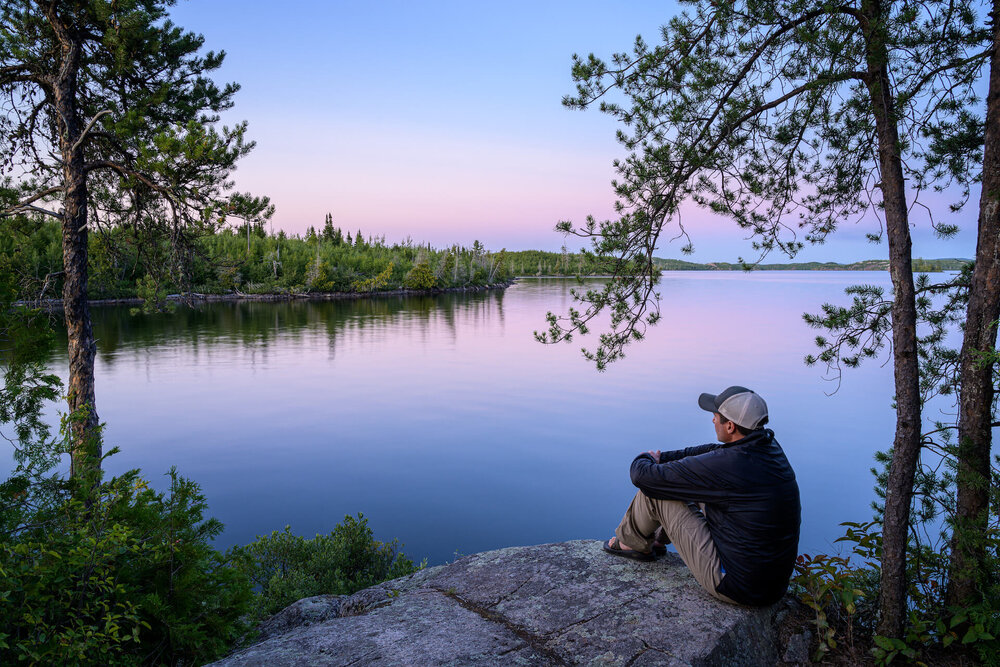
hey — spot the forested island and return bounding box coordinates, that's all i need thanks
[4,217,513,307]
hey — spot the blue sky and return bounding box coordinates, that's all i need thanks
[166,1,981,262]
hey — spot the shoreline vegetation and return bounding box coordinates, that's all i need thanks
[4,218,515,310]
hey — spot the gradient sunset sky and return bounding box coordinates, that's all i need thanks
[167,1,982,262]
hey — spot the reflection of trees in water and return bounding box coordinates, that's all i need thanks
[323,291,505,359]
[48,290,509,366]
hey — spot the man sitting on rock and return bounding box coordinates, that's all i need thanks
[603,386,800,607]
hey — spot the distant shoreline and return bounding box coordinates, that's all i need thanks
[652,257,969,272]
[506,255,969,276]
[516,263,966,278]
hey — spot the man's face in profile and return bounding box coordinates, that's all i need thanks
[712,412,726,442]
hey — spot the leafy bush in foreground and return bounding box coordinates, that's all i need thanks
[791,520,999,665]
[0,467,253,666]
[229,514,419,623]
[1,505,144,665]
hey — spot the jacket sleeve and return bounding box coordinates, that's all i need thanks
[630,448,734,503]
[658,443,721,463]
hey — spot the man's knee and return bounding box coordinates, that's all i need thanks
[652,498,701,532]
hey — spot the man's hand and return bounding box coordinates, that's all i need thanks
[646,450,661,463]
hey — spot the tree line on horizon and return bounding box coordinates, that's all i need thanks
[652,256,969,272]
[1,215,965,304]
[1,216,512,307]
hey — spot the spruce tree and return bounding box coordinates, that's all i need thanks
[322,212,336,242]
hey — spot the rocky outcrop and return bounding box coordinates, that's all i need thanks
[211,540,803,666]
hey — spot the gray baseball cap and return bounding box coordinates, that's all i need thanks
[698,386,768,430]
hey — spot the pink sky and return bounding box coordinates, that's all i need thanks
[169,1,981,262]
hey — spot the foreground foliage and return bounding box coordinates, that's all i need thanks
[229,515,419,625]
[0,290,251,664]
[791,518,999,665]
[0,443,418,666]
[1,469,252,666]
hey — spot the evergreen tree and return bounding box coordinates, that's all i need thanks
[947,0,1000,609]
[545,0,991,638]
[322,213,336,242]
[0,0,272,478]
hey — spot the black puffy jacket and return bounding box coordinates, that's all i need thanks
[629,428,800,606]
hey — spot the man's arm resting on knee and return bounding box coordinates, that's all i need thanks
[655,443,722,463]
[629,449,733,503]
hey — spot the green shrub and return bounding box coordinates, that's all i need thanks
[0,507,145,665]
[228,513,419,622]
[791,520,1000,666]
[131,274,175,315]
[110,469,253,664]
[304,256,333,292]
[352,262,394,293]
[791,551,867,662]
[0,469,253,666]
[404,262,436,290]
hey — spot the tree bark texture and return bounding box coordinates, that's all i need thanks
[947,0,1000,608]
[861,0,923,640]
[47,4,101,479]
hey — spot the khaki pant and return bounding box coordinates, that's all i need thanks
[615,491,738,605]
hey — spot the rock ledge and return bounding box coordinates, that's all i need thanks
[212,540,799,666]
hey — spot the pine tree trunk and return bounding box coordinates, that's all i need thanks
[49,6,101,480]
[947,0,1000,607]
[862,0,923,639]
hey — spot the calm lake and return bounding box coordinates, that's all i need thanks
[14,272,906,565]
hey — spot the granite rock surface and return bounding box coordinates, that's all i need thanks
[211,540,797,666]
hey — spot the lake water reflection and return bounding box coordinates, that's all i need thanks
[22,272,902,565]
